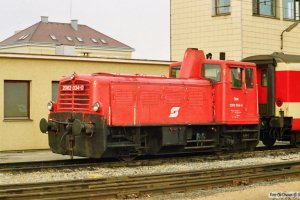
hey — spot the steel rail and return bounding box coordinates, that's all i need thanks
[0,161,300,199]
[0,147,299,173]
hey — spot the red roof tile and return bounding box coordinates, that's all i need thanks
[0,20,133,51]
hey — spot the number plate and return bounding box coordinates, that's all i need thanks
[62,85,85,91]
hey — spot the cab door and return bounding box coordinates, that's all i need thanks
[256,66,268,115]
[244,67,258,121]
[226,66,246,123]
[225,65,258,124]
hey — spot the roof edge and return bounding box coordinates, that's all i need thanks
[0,42,134,52]
[0,52,171,65]
[243,52,300,64]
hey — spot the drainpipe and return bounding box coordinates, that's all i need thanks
[280,22,298,50]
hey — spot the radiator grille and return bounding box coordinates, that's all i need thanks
[58,80,90,111]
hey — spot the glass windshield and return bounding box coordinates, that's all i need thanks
[170,66,181,78]
[231,67,243,88]
[202,64,221,81]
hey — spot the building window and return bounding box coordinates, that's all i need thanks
[18,34,30,40]
[83,52,90,57]
[253,0,276,17]
[66,36,73,41]
[100,39,107,44]
[4,80,30,119]
[52,81,59,101]
[91,38,98,43]
[212,0,231,15]
[76,37,84,42]
[50,35,57,40]
[283,0,300,20]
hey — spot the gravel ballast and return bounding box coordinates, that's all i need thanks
[1,152,300,185]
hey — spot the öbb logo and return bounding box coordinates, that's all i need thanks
[169,107,180,118]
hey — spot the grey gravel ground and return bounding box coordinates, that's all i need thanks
[0,152,300,185]
[140,179,300,200]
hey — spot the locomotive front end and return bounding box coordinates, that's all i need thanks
[40,74,108,158]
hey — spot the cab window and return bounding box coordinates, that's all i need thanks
[202,64,221,81]
[261,69,268,87]
[245,68,254,88]
[231,67,242,88]
[170,66,181,78]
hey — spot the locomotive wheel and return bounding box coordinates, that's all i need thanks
[262,136,276,147]
[262,129,277,147]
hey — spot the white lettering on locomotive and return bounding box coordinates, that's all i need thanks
[234,97,239,101]
[62,85,84,91]
[62,85,72,91]
[72,85,84,91]
[169,107,180,118]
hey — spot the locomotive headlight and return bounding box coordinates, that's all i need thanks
[47,101,54,111]
[70,73,75,80]
[93,102,100,112]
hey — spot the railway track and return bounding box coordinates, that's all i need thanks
[0,161,300,199]
[0,146,299,173]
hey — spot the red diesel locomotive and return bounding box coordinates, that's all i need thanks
[40,48,261,159]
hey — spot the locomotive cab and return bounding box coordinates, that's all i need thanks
[167,49,260,151]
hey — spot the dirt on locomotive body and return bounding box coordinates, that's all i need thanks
[40,48,300,159]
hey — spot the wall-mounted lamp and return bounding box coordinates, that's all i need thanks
[280,22,298,50]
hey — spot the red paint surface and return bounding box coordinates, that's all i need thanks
[275,70,300,131]
[179,48,205,79]
[110,79,213,125]
[276,71,300,102]
[214,62,258,124]
[256,67,267,104]
[55,49,259,127]
[292,119,300,130]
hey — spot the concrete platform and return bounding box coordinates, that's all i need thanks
[0,150,81,163]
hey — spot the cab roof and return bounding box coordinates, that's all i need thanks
[242,52,300,64]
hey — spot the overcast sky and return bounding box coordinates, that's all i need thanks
[0,0,170,60]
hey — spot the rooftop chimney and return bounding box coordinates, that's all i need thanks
[71,20,78,31]
[41,16,48,23]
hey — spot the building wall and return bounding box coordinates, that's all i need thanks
[0,45,56,55]
[0,45,132,59]
[74,48,132,58]
[242,0,300,58]
[0,54,170,151]
[171,0,300,61]
[171,0,242,61]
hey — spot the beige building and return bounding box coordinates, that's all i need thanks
[171,0,300,61]
[0,16,134,59]
[0,53,170,151]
